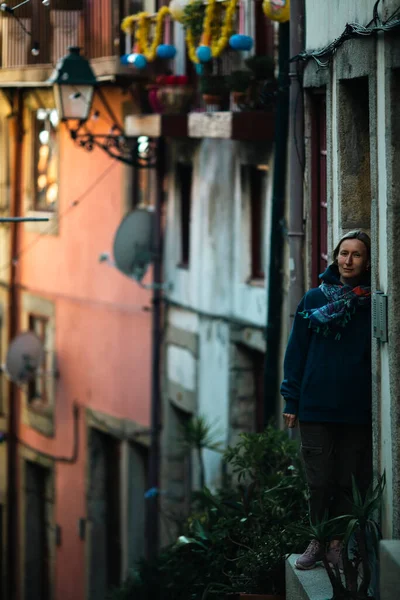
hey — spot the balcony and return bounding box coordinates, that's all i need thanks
[0,0,135,85]
[121,0,276,141]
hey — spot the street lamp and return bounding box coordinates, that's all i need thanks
[48,46,158,168]
[48,46,96,122]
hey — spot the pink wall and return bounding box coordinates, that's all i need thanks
[16,89,152,600]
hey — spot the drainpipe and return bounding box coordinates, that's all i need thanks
[288,0,305,326]
[145,138,164,559]
[263,23,290,425]
[7,88,23,600]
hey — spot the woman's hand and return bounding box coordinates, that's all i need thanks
[283,413,297,428]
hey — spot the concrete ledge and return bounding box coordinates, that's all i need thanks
[286,554,332,600]
[125,111,274,141]
[380,540,400,600]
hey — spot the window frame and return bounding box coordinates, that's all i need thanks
[28,313,51,407]
[310,90,328,287]
[176,161,193,269]
[31,108,59,213]
[241,164,268,283]
[23,91,60,235]
[21,293,56,437]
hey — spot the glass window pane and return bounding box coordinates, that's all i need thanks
[34,109,59,212]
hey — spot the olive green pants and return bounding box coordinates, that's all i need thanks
[299,421,372,524]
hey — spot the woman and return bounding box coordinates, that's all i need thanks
[281,230,372,570]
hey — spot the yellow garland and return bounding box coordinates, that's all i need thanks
[210,0,237,57]
[185,0,238,64]
[186,28,199,64]
[121,6,171,61]
[122,0,237,65]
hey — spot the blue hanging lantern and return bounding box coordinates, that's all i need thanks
[196,45,212,63]
[156,44,177,59]
[229,34,253,51]
[127,53,147,69]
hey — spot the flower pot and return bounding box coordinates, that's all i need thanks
[232,91,247,104]
[156,85,194,114]
[202,94,223,111]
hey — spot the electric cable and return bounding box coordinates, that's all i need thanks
[0,160,118,278]
[291,1,400,68]
[1,404,80,463]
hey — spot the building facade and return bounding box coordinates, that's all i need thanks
[298,0,400,540]
[0,3,154,600]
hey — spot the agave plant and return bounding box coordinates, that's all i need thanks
[180,415,223,488]
[294,473,385,600]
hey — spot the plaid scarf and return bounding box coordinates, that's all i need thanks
[300,282,371,340]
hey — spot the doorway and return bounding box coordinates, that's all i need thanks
[87,429,121,600]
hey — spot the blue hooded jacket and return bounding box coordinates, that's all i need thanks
[280,265,372,424]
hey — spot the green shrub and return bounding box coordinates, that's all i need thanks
[109,425,308,600]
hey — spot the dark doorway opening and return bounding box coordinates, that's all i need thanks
[88,429,121,600]
[24,461,50,600]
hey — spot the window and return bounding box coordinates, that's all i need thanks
[28,314,51,406]
[177,162,193,268]
[136,167,156,208]
[33,108,59,212]
[311,93,328,286]
[338,77,371,232]
[242,165,267,281]
[231,344,266,434]
[0,114,10,213]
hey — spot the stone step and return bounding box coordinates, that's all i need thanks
[285,554,332,600]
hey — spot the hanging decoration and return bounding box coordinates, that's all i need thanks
[229,1,253,51]
[185,0,238,64]
[262,0,290,23]
[121,6,176,64]
[130,52,148,69]
[156,13,177,59]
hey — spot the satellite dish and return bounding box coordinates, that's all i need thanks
[113,208,155,282]
[5,332,44,385]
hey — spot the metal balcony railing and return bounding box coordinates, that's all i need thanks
[0,0,125,70]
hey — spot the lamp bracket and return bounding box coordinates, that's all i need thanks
[67,122,159,169]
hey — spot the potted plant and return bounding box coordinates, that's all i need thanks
[153,74,194,114]
[227,70,253,107]
[244,55,276,109]
[244,55,275,81]
[199,74,228,109]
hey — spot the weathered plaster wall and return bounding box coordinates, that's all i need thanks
[305,0,396,51]
[162,137,272,526]
[5,88,153,600]
[164,139,272,328]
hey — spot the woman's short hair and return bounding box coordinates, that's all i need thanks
[332,230,371,263]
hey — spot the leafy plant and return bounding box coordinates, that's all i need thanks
[227,70,252,93]
[294,474,385,600]
[199,75,227,96]
[109,425,308,599]
[245,55,275,81]
[181,415,223,488]
[182,0,205,38]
